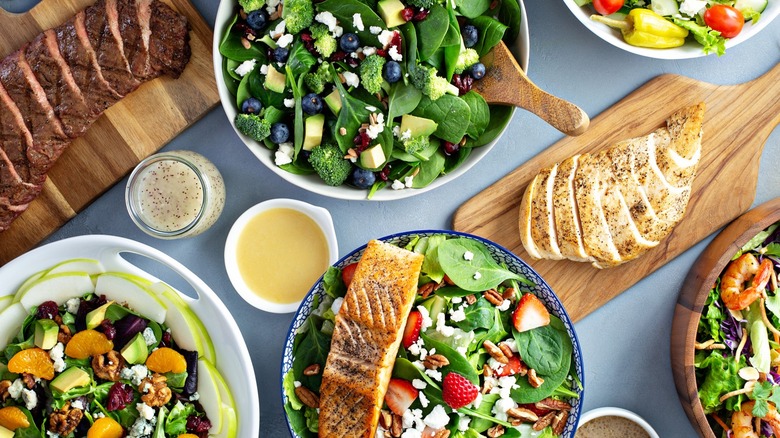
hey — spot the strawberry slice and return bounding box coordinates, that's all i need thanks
[497,354,527,377]
[402,310,423,348]
[341,262,358,288]
[385,378,418,416]
[511,293,550,333]
[442,372,478,409]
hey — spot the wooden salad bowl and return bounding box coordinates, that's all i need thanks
[671,197,780,438]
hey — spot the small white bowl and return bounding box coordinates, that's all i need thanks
[224,199,338,313]
[577,407,659,437]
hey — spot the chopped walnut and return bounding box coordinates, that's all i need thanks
[139,373,172,407]
[21,373,36,389]
[0,380,10,402]
[92,350,125,382]
[58,324,72,345]
[49,402,83,436]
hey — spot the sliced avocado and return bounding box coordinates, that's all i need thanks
[85,301,114,330]
[0,425,12,438]
[378,0,406,28]
[324,89,342,115]
[265,66,287,93]
[303,114,326,151]
[34,319,60,350]
[121,332,149,365]
[51,367,91,393]
[360,144,386,169]
[399,115,438,138]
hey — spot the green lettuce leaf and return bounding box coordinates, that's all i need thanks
[673,18,727,56]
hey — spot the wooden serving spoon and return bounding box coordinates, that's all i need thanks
[474,41,590,136]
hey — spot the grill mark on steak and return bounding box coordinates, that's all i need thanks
[55,12,123,116]
[0,80,38,185]
[26,30,94,139]
[84,0,140,96]
[148,0,191,79]
[0,148,41,207]
[117,0,157,80]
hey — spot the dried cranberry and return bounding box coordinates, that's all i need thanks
[346,57,359,68]
[36,301,59,320]
[160,331,173,348]
[233,22,257,40]
[357,131,371,152]
[94,295,108,307]
[401,7,415,22]
[412,8,430,21]
[187,415,212,435]
[376,48,388,57]
[99,319,116,341]
[378,165,392,181]
[443,141,460,156]
[106,383,134,411]
[353,134,363,145]
[452,74,474,95]
[330,51,347,62]
[389,31,403,54]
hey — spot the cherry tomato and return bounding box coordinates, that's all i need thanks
[703,4,744,38]
[341,262,358,288]
[592,0,625,15]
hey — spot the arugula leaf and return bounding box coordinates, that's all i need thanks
[437,238,522,291]
[673,18,727,56]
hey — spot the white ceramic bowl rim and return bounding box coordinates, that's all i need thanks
[224,198,339,313]
[577,407,660,438]
[213,1,530,200]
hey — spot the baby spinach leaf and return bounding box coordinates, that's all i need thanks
[330,65,373,153]
[287,40,317,79]
[421,333,479,385]
[465,393,500,432]
[454,297,494,331]
[510,318,573,403]
[293,317,331,392]
[317,0,385,45]
[513,324,565,375]
[248,68,287,109]
[235,73,252,109]
[412,95,471,144]
[422,234,447,283]
[222,59,240,96]
[465,105,513,148]
[412,150,446,188]
[442,7,462,80]
[462,91,490,140]
[443,146,472,174]
[470,16,509,57]
[438,238,522,291]
[416,4,450,61]
[284,403,311,438]
[387,82,422,121]
[402,22,418,68]
[286,66,306,156]
[456,0,492,18]
[498,0,523,44]
[219,14,266,61]
[434,285,474,298]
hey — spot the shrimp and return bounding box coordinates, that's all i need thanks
[732,401,780,438]
[721,253,774,310]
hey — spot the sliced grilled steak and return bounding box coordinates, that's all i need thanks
[117,0,156,80]
[0,148,41,207]
[0,201,33,232]
[0,80,38,185]
[149,0,190,78]
[26,30,94,138]
[84,0,140,96]
[55,12,122,116]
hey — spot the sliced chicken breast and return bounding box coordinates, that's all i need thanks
[530,165,565,260]
[519,173,543,260]
[574,153,622,268]
[552,155,590,262]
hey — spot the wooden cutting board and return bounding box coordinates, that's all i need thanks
[0,0,219,265]
[453,62,780,322]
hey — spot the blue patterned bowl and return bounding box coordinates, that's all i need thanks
[281,230,585,437]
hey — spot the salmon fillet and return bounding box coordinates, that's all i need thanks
[319,240,424,438]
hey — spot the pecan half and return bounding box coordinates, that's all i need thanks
[303,364,321,376]
[432,429,451,438]
[533,411,556,431]
[483,340,509,364]
[419,282,436,299]
[0,380,10,402]
[487,424,505,437]
[140,373,172,407]
[507,407,539,423]
[379,410,393,430]
[552,410,569,435]
[465,294,477,305]
[92,351,125,382]
[535,397,572,411]
[483,289,504,306]
[295,386,320,408]
[527,368,544,388]
[498,342,514,359]
[390,413,403,437]
[482,365,494,378]
[502,287,516,302]
[49,402,83,436]
[424,354,450,369]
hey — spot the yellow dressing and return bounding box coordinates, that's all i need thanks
[236,208,329,305]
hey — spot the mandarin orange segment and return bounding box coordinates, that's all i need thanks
[8,347,55,380]
[64,330,114,359]
[87,417,124,438]
[0,406,30,430]
[145,347,187,374]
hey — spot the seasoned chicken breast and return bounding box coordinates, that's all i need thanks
[519,173,543,260]
[530,165,565,260]
[552,155,590,262]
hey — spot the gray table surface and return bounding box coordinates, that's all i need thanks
[3,0,776,436]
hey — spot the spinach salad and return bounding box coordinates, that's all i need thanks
[284,235,581,437]
[220,0,522,197]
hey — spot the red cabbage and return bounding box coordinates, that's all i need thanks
[113,315,148,350]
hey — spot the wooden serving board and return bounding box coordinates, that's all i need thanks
[0,0,220,265]
[453,63,780,322]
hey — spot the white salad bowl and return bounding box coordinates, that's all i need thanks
[213,1,530,201]
[0,235,259,437]
[281,230,585,437]
[563,0,780,59]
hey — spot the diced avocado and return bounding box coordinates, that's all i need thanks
[378,0,406,28]
[85,301,114,330]
[121,332,149,365]
[51,367,91,393]
[259,34,278,49]
[399,115,438,138]
[302,114,326,151]
[324,89,342,115]
[0,425,12,438]
[360,144,386,169]
[265,66,287,93]
[34,319,59,350]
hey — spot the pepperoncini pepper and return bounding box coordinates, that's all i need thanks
[590,9,689,48]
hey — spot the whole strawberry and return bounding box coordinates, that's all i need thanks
[442,372,478,409]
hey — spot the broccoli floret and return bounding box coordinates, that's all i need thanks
[310,24,337,58]
[234,113,271,141]
[308,144,352,186]
[403,135,430,156]
[359,55,387,95]
[304,62,333,94]
[406,0,438,8]
[282,0,314,34]
[239,0,265,12]
[409,64,459,100]
[454,48,480,74]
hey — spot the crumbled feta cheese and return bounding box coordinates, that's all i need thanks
[378,30,395,47]
[389,46,402,62]
[449,307,466,322]
[128,364,149,386]
[284,98,295,108]
[393,125,401,137]
[315,11,338,32]
[333,26,344,38]
[294,380,302,388]
[71,399,84,411]
[370,26,383,35]
[458,416,471,431]
[267,0,281,8]
[275,142,294,166]
[8,379,23,400]
[424,405,450,429]
[463,250,474,261]
[400,129,412,141]
[401,428,422,438]
[418,391,429,408]
[142,327,157,346]
[503,338,518,352]
[352,13,365,31]
[47,432,61,438]
[363,47,377,57]
[277,33,294,48]
[234,59,256,77]
[128,416,155,438]
[50,342,66,372]
[22,388,37,410]
[93,412,105,419]
[412,379,427,390]
[331,297,344,315]
[391,179,405,190]
[497,299,511,311]
[260,64,269,75]
[270,20,286,39]
[375,426,387,438]
[366,113,385,139]
[487,357,505,374]
[472,391,483,408]
[473,271,482,280]
[424,368,442,381]
[365,105,377,112]
[493,397,517,420]
[679,0,707,16]
[137,403,155,420]
[404,176,414,188]
[452,296,463,304]
[417,305,433,332]
[435,312,455,337]
[342,71,360,88]
[189,392,200,401]
[66,298,80,314]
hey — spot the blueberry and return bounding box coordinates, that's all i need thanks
[241,97,263,114]
[469,62,486,80]
[339,33,360,53]
[462,24,478,48]
[273,47,290,63]
[350,167,376,189]
[246,10,269,31]
[269,122,290,144]
[383,60,402,83]
[301,93,323,115]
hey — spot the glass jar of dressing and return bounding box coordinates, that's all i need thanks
[125,150,225,239]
